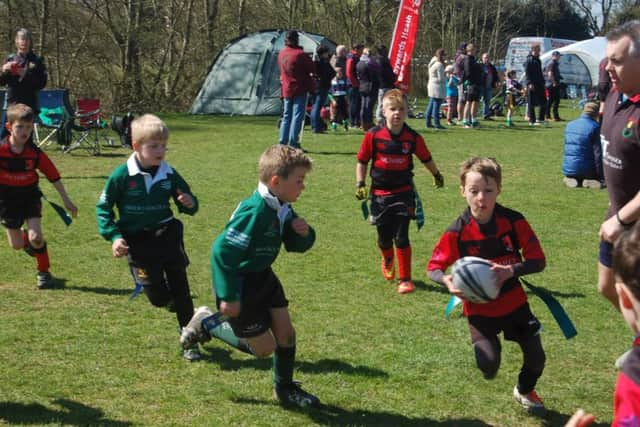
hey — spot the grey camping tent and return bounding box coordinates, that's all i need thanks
[190,30,336,116]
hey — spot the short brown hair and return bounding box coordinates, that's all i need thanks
[613,221,640,301]
[259,144,312,184]
[131,114,169,145]
[460,157,502,187]
[382,89,408,110]
[6,103,35,124]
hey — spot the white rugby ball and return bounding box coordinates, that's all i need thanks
[451,256,499,304]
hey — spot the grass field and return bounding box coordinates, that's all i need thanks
[0,104,625,427]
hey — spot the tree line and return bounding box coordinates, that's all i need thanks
[1,0,637,114]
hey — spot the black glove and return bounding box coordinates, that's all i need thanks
[433,171,444,188]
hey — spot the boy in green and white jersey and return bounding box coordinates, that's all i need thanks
[96,114,201,361]
[181,144,319,408]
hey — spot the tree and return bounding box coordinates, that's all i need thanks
[567,0,615,35]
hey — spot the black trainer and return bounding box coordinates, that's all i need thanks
[36,271,53,289]
[274,381,320,408]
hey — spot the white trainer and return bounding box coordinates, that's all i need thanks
[513,385,546,415]
[180,306,214,349]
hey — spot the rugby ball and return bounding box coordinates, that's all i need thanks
[451,256,499,303]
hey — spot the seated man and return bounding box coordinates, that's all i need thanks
[562,101,605,189]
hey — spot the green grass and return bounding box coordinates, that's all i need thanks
[0,104,622,426]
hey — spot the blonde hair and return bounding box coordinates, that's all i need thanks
[131,114,169,145]
[259,145,312,184]
[6,103,34,124]
[460,157,502,187]
[382,88,408,110]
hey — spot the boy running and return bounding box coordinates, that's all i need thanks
[427,157,547,415]
[356,88,444,294]
[0,103,77,288]
[96,114,201,361]
[181,145,319,408]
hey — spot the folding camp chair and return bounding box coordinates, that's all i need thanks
[35,89,74,148]
[63,98,110,155]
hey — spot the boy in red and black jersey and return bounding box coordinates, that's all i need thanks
[0,103,77,288]
[567,222,640,426]
[427,157,548,414]
[356,88,444,294]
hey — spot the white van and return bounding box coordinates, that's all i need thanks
[504,37,576,78]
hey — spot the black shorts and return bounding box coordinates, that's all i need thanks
[0,188,42,229]
[466,84,481,102]
[468,303,541,343]
[369,191,415,226]
[599,239,613,268]
[217,267,289,338]
[125,218,189,273]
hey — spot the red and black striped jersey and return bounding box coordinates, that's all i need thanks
[613,339,640,427]
[357,124,432,195]
[428,204,545,317]
[0,138,60,190]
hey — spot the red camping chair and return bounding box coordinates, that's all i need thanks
[63,98,110,155]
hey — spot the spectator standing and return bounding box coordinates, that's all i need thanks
[346,43,364,129]
[480,53,499,120]
[356,47,380,131]
[453,42,468,124]
[597,20,640,309]
[524,44,547,126]
[331,44,348,70]
[445,65,459,125]
[562,102,604,188]
[425,48,447,129]
[277,31,315,149]
[0,28,48,139]
[374,45,397,126]
[462,43,483,128]
[597,56,612,120]
[545,51,563,121]
[310,45,335,134]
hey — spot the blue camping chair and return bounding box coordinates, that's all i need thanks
[35,89,74,148]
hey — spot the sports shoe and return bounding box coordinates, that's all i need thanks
[563,177,580,188]
[36,271,53,289]
[615,349,632,370]
[180,306,213,349]
[274,381,320,408]
[381,257,395,281]
[331,122,337,131]
[182,344,202,362]
[583,179,605,189]
[513,386,546,414]
[397,280,415,294]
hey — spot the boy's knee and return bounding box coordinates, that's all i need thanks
[28,231,44,248]
[473,342,500,379]
[252,342,277,358]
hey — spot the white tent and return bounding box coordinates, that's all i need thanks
[539,37,606,89]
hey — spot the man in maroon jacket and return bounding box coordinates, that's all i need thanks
[278,31,315,149]
[597,20,640,310]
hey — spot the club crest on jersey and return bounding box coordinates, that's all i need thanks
[160,180,171,190]
[402,142,411,154]
[128,180,138,189]
[466,246,481,256]
[621,119,637,139]
[502,235,514,252]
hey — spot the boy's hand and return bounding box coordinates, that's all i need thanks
[444,274,466,299]
[176,189,194,209]
[112,238,129,257]
[63,198,79,218]
[433,172,444,188]
[291,217,309,237]
[565,409,595,427]
[490,263,514,287]
[219,300,241,318]
[355,182,368,200]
